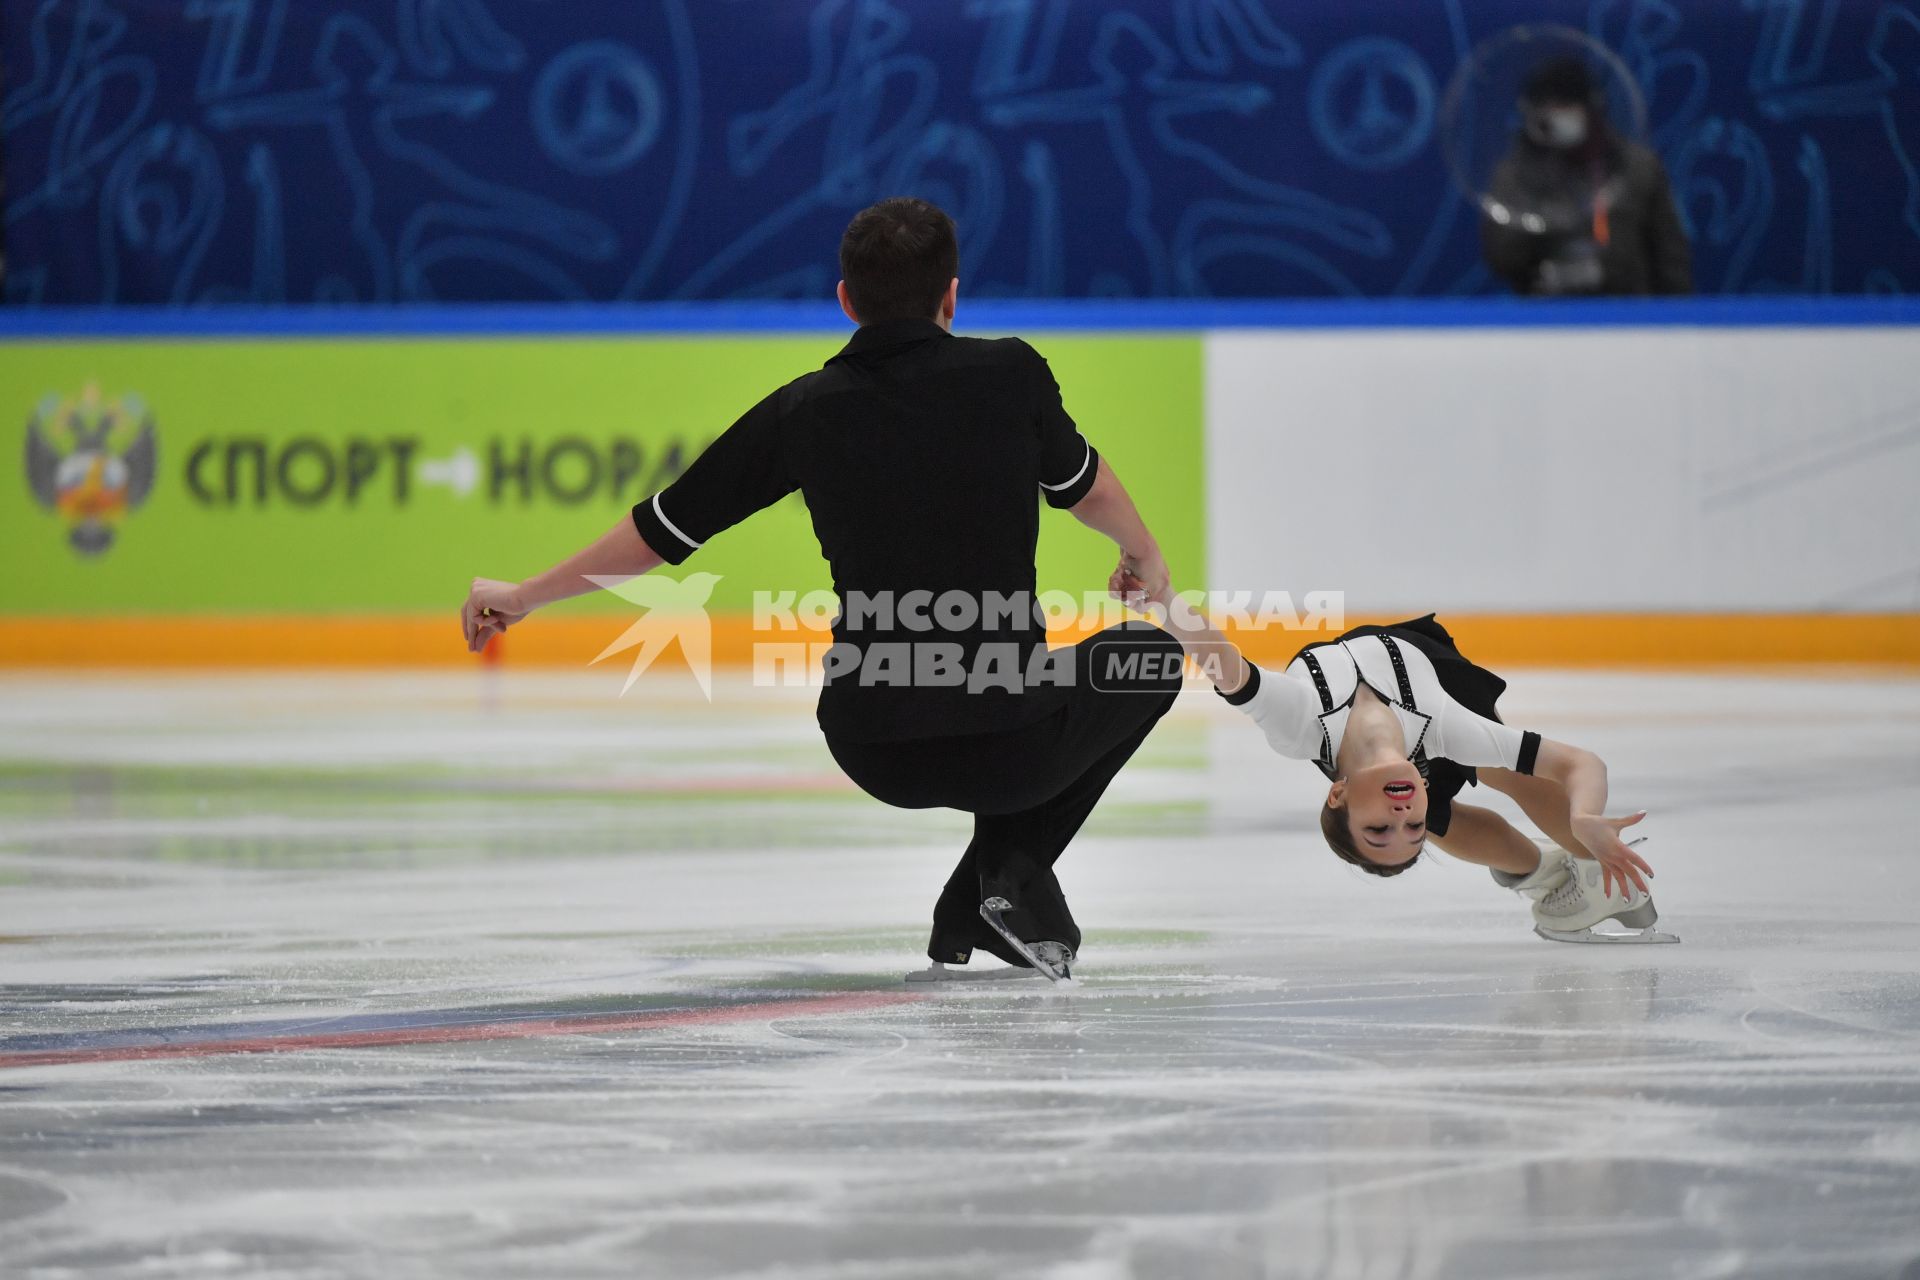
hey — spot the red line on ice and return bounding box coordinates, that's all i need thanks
[0,991,922,1069]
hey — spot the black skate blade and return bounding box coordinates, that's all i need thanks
[978,897,1074,982]
[904,961,1045,984]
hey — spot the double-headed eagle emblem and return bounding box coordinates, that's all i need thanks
[24,385,158,555]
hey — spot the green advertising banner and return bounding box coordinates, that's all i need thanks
[3,333,1202,616]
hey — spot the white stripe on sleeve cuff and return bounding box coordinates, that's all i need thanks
[652,493,703,550]
[1039,439,1092,492]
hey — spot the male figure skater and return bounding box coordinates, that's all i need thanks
[461,198,1184,981]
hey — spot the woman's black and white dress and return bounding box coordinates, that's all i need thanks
[1219,615,1544,835]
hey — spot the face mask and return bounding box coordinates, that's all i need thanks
[1525,105,1589,149]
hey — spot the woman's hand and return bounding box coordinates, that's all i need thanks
[1569,810,1654,900]
[1108,546,1171,612]
[461,577,530,654]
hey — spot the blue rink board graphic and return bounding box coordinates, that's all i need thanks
[3,0,1918,306]
[2,296,1917,340]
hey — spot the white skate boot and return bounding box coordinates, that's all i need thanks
[1530,848,1679,945]
[1490,845,1575,902]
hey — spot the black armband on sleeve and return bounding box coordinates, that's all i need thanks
[1516,730,1542,776]
[1217,661,1262,707]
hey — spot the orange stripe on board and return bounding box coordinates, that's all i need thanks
[1228,613,1920,670]
[0,613,1916,669]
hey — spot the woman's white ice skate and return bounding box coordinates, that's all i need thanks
[1491,845,1575,901]
[1529,846,1679,944]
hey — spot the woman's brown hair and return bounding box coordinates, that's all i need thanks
[1320,801,1420,877]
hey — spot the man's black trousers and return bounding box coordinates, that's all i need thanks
[826,623,1184,966]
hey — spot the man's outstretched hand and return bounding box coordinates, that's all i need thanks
[462,577,529,654]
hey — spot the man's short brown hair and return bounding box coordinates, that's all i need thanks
[839,197,958,324]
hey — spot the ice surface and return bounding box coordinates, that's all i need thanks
[2,667,1919,1279]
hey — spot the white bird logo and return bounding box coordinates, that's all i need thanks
[586,572,723,699]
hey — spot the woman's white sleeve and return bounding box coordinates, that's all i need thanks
[1224,665,1326,760]
[1429,696,1541,772]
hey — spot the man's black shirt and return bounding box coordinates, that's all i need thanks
[631,318,1101,743]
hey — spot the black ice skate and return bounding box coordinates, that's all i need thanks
[906,910,1071,984]
[904,958,1051,984]
[978,897,1074,982]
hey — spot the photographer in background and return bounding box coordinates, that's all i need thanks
[1481,57,1692,297]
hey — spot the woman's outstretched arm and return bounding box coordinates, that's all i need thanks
[1528,739,1654,898]
[461,516,664,653]
[1113,571,1250,698]
[1427,800,1542,875]
[1480,767,1592,859]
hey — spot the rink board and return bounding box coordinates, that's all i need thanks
[1207,325,1920,614]
[3,300,1917,666]
[0,331,1203,617]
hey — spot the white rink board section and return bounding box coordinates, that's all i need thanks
[3,669,1920,1279]
[1206,326,1920,613]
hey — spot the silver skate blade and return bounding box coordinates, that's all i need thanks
[905,961,1044,984]
[1535,925,1681,945]
[978,897,1074,982]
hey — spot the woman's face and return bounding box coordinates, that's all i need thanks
[1329,761,1429,866]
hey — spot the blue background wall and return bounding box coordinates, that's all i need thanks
[5,0,1917,306]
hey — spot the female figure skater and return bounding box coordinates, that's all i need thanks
[1133,580,1675,943]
